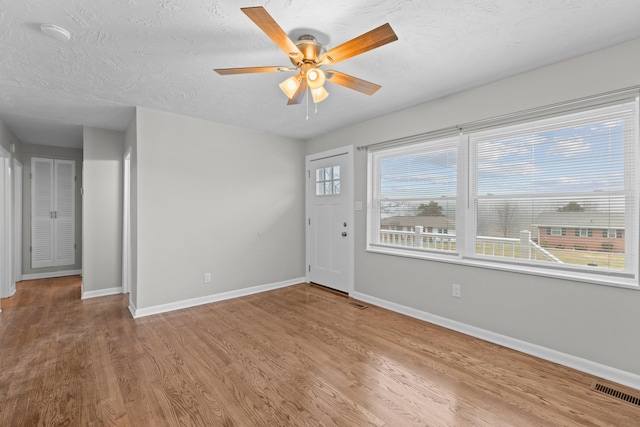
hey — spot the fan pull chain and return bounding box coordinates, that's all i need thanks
[306,88,309,120]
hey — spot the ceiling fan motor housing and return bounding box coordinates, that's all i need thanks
[292,34,324,65]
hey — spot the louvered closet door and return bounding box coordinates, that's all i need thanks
[54,160,75,266]
[31,158,54,268]
[31,158,75,268]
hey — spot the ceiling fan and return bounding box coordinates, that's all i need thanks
[214,6,398,105]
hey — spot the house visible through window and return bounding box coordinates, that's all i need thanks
[471,100,636,274]
[368,93,639,287]
[369,136,459,253]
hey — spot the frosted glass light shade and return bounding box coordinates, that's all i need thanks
[279,75,301,99]
[306,68,326,89]
[311,87,329,103]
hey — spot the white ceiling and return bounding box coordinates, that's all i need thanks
[2,0,640,149]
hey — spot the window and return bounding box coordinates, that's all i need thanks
[315,165,340,196]
[549,227,565,236]
[470,100,636,275]
[575,228,592,238]
[369,136,459,253]
[603,229,623,238]
[368,94,639,286]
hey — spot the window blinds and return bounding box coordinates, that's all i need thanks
[469,99,637,274]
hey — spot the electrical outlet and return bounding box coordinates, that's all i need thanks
[204,273,212,284]
[452,283,461,298]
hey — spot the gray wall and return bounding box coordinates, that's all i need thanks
[82,127,124,294]
[306,38,640,376]
[20,143,83,277]
[134,107,306,310]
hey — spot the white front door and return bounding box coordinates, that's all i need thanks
[306,146,354,293]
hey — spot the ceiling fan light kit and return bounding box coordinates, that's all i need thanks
[279,74,303,99]
[306,68,325,89]
[214,6,398,106]
[311,86,329,104]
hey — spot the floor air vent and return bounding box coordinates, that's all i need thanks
[591,382,640,407]
[348,301,368,310]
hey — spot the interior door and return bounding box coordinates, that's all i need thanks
[307,147,353,293]
[31,158,75,268]
[31,158,54,268]
[53,159,75,266]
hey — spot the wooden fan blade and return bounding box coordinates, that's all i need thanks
[318,23,398,65]
[326,70,381,96]
[214,66,293,75]
[287,78,308,105]
[241,6,303,62]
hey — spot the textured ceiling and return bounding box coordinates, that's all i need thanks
[2,0,640,149]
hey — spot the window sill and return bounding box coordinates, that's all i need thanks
[366,245,639,290]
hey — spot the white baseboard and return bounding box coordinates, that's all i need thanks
[128,300,137,318]
[82,286,123,299]
[131,277,305,319]
[351,291,640,391]
[21,270,82,281]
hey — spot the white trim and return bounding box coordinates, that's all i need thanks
[21,269,82,281]
[351,290,640,391]
[128,301,137,318]
[13,159,23,285]
[122,147,132,295]
[305,145,355,294]
[82,286,123,299]
[130,277,305,319]
[0,145,11,299]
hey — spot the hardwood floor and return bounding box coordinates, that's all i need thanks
[1,276,639,426]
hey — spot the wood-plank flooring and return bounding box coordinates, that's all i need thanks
[1,276,639,426]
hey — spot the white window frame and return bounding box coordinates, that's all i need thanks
[575,228,592,238]
[367,91,640,289]
[603,229,623,238]
[315,165,341,196]
[550,227,563,236]
[368,135,461,259]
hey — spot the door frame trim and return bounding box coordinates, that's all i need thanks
[305,145,355,294]
[13,159,22,286]
[122,147,131,295]
[0,145,11,299]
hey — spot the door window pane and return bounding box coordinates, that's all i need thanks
[315,165,341,196]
